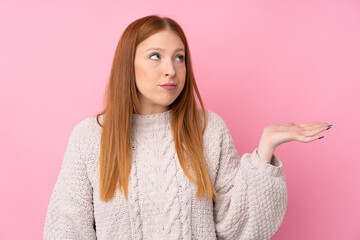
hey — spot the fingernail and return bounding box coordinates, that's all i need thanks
[318,136,324,139]
[326,124,333,130]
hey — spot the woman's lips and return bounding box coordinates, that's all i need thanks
[160,84,176,90]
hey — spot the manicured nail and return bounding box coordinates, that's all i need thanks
[318,136,324,139]
[326,124,333,130]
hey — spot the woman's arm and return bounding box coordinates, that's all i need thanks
[44,122,96,240]
[213,118,287,240]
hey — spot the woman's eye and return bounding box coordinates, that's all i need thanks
[176,55,185,62]
[149,53,160,60]
[149,53,185,62]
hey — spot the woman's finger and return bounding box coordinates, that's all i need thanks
[299,122,330,131]
[295,124,330,143]
[298,134,324,143]
[305,123,330,136]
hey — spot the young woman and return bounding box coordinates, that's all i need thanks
[44,15,332,240]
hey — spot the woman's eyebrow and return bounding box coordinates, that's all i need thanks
[144,47,185,53]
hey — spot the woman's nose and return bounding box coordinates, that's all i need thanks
[164,60,176,77]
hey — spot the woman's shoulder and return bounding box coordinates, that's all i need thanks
[73,114,102,131]
[204,109,227,126]
[68,115,103,145]
[201,109,229,135]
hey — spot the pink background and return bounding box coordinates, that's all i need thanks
[1,0,359,239]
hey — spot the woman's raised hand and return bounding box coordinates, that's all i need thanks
[257,121,332,164]
[262,121,332,148]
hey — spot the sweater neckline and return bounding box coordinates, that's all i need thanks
[132,109,171,130]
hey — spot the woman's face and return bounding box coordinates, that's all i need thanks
[134,29,186,115]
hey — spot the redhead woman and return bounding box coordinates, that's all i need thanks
[44,15,332,240]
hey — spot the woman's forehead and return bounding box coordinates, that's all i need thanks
[137,30,185,52]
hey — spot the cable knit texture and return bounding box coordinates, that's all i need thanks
[44,109,287,240]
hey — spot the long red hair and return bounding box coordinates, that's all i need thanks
[96,15,219,202]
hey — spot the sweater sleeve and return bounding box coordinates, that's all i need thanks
[44,121,96,240]
[213,118,288,240]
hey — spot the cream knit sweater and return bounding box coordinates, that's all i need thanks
[44,109,287,240]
